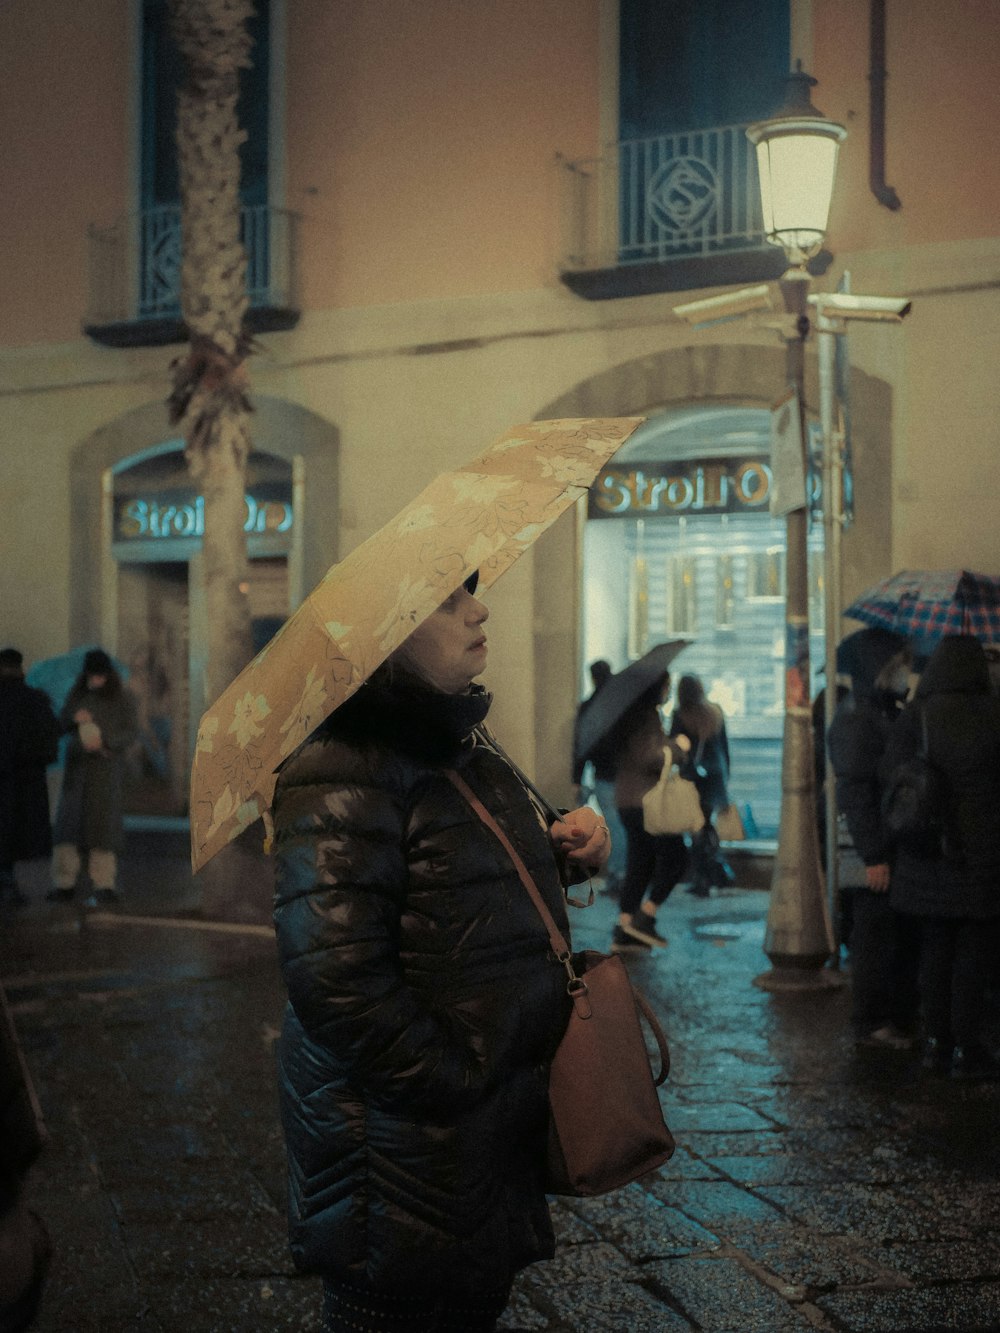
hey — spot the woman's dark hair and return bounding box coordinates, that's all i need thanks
[617,673,670,738]
[72,649,123,699]
[589,659,612,691]
[675,673,721,741]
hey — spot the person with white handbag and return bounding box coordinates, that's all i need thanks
[607,672,689,953]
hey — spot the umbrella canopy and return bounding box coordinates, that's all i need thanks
[835,627,909,689]
[190,417,644,870]
[575,640,692,764]
[25,646,130,714]
[844,569,1000,652]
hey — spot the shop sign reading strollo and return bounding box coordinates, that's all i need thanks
[115,490,293,542]
[588,457,772,518]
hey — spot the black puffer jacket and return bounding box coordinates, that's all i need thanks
[882,635,1000,918]
[272,672,573,1302]
[826,629,908,873]
[827,691,899,876]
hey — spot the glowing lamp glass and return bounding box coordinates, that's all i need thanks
[749,117,846,261]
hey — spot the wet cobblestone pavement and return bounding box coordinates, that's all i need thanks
[4,838,1000,1332]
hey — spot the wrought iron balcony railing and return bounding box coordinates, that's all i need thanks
[84,204,300,345]
[558,122,803,298]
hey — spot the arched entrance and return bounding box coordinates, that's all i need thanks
[529,343,892,810]
[69,396,340,816]
[582,406,825,837]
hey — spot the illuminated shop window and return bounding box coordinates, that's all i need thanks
[666,554,697,634]
[746,547,785,601]
[715,553,735,629]
[628,555,649,659]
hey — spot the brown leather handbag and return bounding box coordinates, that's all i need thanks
[445,769,675,1197]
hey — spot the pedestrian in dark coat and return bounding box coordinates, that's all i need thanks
[881,634,1000,1078]
[608,674,687,953]
[0,649,59,901]
[51,649,138,905]
[669,673,734,897]
[826,628,920,1048]
[272,574,610,1331]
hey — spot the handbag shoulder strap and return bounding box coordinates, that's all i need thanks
[444,768,570,960]
[446,767,671,1086]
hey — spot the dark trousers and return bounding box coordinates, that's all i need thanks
[322,1278,507,1332]
[919,916,995,1050]
[618,807,687,917]
[846,889,921,1035]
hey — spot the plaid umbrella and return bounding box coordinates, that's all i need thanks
[189,417,644,870]
[844,569,1000,650]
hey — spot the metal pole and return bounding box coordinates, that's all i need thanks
[754,270,840,992]
[818,311,843,962]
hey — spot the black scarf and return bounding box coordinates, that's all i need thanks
[324,668,492,764]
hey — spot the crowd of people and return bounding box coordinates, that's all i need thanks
[574,630,1000,1082]
[829,630,1000,1079]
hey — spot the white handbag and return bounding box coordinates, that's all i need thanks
[642,765,706,836]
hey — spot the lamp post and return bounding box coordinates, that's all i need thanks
[746,67,847,991]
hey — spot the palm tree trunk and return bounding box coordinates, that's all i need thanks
[167,0,256,708]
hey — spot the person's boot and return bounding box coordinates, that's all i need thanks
[611,925,651,955]
[951,1044,1000,1081]
[621,912,668,948]
[83,888,121,909]
[920,1036,953,1075]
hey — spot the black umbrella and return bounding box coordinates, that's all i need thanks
[576,640,692,762]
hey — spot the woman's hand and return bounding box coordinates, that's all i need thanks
[550,805,611,872]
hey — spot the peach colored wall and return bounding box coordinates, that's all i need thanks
[0,1,130,346]
[285,0,601,308]
[814,0,1000,256]
[5,0,999,346]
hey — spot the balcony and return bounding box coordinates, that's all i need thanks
[84,204,301,347]
[558,123,830,300]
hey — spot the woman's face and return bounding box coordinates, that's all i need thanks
[397,586,490,693]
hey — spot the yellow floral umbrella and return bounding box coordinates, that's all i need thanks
[190,417,644,869]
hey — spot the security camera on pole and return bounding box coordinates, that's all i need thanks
[674,65,912,992]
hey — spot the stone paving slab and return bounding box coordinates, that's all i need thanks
[5,872,1000,1330]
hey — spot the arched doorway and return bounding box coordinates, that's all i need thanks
[69,395,341,818]
[110,440,296,815]
[582,406,825,838]
[529,343,892,809]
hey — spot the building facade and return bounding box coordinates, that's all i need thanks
[2,0,998,826]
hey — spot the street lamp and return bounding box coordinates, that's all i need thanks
[748,65,847,273]
[674,68,911,991]
[746,67,847,991]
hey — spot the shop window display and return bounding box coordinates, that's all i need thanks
[582,407,826,840]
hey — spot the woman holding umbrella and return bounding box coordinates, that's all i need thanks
[271,571,609,1330]
[575,643,690,954]
[206,420,645,1332]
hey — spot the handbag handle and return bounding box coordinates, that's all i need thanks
[444,768,670,1085]
[444,769,574,964]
